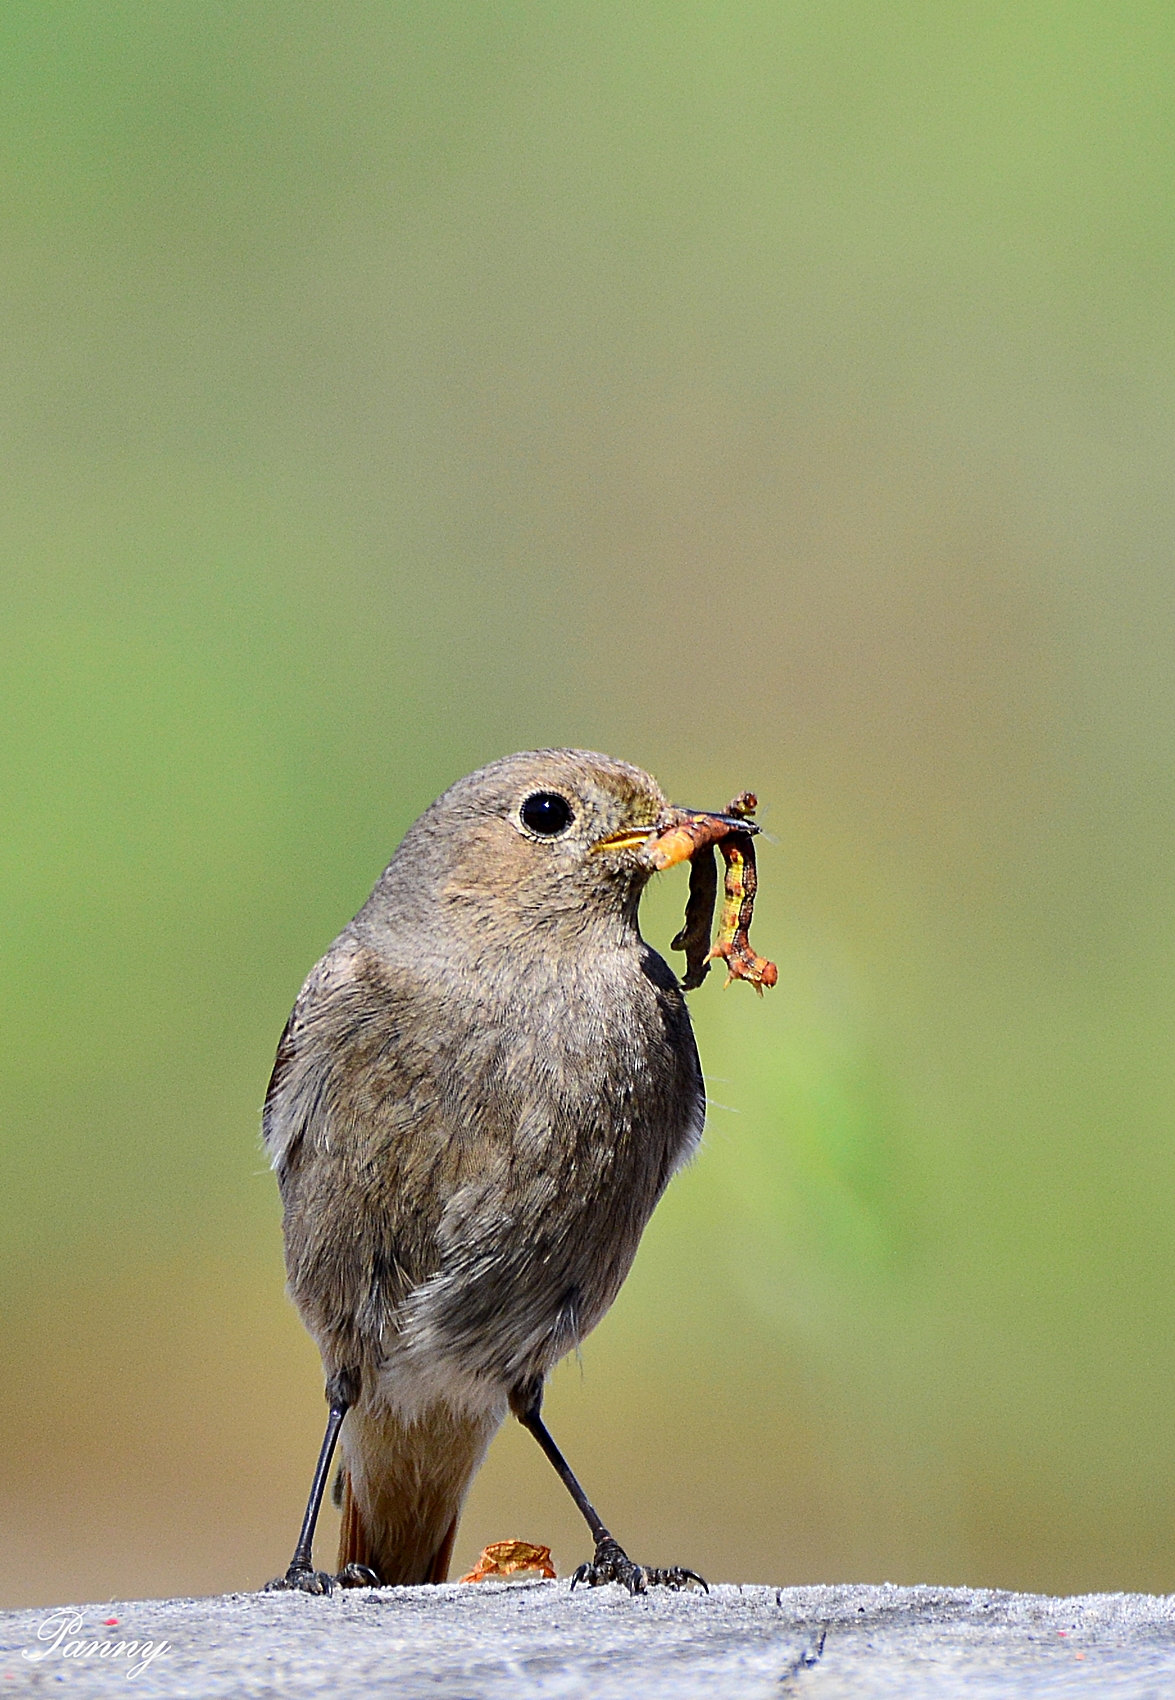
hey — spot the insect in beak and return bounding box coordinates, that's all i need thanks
[593,794,775,994]
[641,794,777,995]
[591,802,759,864]
[636,808,758,872]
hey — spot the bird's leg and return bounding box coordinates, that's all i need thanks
[264,1368,379,1595]
[509,1381,706,1595]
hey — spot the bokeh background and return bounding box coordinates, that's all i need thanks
[3,0,1174,1609]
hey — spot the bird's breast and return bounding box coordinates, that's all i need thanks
[387,942,705,1394]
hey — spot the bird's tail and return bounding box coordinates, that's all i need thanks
[337,1400,500,1585]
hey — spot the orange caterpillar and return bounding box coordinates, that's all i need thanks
[652,791,777,995]
[708,831,778,994]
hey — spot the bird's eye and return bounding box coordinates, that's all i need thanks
[519,791,574,837]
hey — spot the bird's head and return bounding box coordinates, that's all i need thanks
[366,748,752,955]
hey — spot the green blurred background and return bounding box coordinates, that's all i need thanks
[3,0,1174,1608]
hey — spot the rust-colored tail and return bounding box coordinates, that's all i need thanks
[336,1401,499,1586]
[338,1473,458,1583]
[338,1471,373,1573]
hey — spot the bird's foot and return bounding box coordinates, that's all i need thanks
[570,1535,707,1595]
[263,1561,380,1595]
[264,1564,337,1596]
[338,1563,381,1587]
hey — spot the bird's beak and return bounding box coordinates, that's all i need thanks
[592,808,758,868]
[591,825,662,854]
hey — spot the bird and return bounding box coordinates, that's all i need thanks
[263,748,761,1595]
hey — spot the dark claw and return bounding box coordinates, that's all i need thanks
[644,1565,708,1592]
[264,1564,337,1596]
[337,1563,381,1588]
[570,1535,706,1596]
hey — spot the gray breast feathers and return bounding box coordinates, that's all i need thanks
[264,938,704,1391]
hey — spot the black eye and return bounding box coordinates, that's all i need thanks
[520,791,574,837]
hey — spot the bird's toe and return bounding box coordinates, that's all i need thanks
[643,1565,708,1592]
[336,1563,381,1588]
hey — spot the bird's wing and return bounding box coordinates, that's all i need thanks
[262,940,472,1367]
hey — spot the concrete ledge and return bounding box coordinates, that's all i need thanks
[4,1580,1175,1697]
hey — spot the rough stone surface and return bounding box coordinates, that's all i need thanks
[3,1581,1175,1697]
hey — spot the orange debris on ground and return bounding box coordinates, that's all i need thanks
[459,1540,557,1583]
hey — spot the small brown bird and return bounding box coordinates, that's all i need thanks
[264,748,766,1595]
